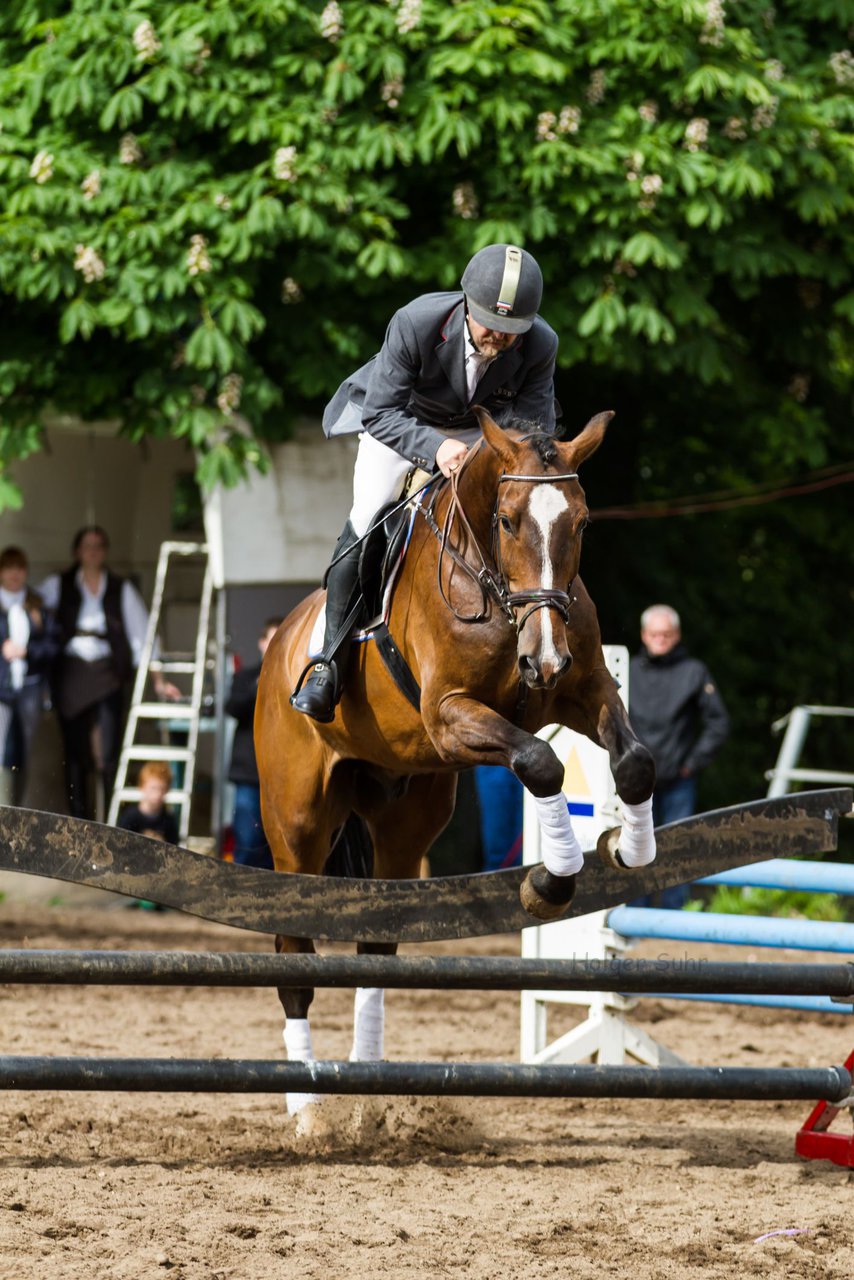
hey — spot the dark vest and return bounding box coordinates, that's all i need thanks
[57,567,133,684]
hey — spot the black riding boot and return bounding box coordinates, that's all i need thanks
[290,521,362,723]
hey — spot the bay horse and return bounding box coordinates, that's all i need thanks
[255,406,656,1116]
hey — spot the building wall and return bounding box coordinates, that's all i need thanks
[0,423,198,595]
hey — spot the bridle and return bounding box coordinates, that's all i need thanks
[414,446,581,632]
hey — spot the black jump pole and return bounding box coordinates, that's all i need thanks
[0,1057,849,1101]
[1,951,853,999]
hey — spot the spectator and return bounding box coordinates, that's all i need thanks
[0,546,59,805]
[629,603,730,908]
[226,618,282,869]
[474,766,523,871]
[38,526,179,820]
[116,760,178,844]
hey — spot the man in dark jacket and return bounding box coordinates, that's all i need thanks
[226,618,282,869]
[629,604,730,907]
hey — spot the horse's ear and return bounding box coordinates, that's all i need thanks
[565,410,614,469]
[471,405,517,466]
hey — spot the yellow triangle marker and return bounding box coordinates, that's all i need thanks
[562,745,591,798]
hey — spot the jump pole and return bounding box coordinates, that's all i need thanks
[0,1057,849,1102]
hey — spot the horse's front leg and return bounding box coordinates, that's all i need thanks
[555,664,657,871]
[423,694,582,921]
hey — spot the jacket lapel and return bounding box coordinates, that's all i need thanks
[435,302,468,407]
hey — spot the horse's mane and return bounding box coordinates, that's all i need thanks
[499,419,559,468]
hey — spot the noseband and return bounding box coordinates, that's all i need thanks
[416,455,580,632]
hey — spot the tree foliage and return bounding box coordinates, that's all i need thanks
[0,0,851,497]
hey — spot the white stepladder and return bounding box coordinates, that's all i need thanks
[519,645,685,1068]
[107,541,213,843]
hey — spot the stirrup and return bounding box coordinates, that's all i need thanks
[289,660,340,723]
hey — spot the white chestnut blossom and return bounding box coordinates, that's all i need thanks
[81,170,101,200]
[396,0,422,34]
[186,235,211,276]
[683,117,709,152]
[829,50,854,87]
[558,105,581,134]
[787,374,810,403]
[722,117,747,140]
[381,78,404,109]
[751,98,778,131]
[213,192,232,209]
[192,42,211,74]
[452,182,478,220]
[320,1,343,40]
[133,19,161,61]
[639,173,663,210]
[216,373,243,415]
[74,244,106,283]
[273,146,297,181]
[585,69,606,105]
[700,0,725,47]
[29,150,54,184]
[638,100,658,124]
[536,111,557,141]
[765,59,785,82]
[281,277,303,303]
[119,133,143,165]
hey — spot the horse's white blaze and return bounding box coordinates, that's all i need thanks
[528,485,568,669]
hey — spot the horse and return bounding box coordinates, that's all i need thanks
[255,406,656,1117]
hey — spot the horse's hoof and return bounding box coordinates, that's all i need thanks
[519,865,576,922]
[597,826,627,870]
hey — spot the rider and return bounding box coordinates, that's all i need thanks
[290,243,559,723]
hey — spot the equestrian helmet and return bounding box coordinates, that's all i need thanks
[461,243,543,334]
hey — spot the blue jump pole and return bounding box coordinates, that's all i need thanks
[697,858,854,895]
[640,994,850,1015]
[608,906,854,953]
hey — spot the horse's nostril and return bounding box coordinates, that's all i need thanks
[518,654,540,686]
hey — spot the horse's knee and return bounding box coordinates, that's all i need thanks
[279,986,314,1021]
[510,739,563,798]
[276,935,316,1019]
[614,742,655,805]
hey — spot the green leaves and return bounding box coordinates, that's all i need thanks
[0,0,850,509]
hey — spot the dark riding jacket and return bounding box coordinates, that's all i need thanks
[322,292,559,469]
[226,662,262,786]
[0,600,59,700]
[629,644,730,787]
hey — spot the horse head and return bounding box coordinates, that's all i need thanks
[473,405,613,690]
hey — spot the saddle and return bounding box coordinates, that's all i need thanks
[352,467,434,712]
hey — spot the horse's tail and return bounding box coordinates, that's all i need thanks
[325,812,374,879]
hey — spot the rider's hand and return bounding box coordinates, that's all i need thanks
[436,438,469,478]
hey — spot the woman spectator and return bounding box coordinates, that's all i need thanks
[38,526,178,820]
[0,546,58,806]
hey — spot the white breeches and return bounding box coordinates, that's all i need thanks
[349,433,415,537]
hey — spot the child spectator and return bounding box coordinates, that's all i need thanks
[117,760,178,844]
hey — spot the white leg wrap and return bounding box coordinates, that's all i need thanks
[283,1018,319,1115]
[350,987,385,1062]
[617,797,656,867]
[534,792,584,877]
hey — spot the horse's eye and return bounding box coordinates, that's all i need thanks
[578,517,589,533]
[499,514,514,535]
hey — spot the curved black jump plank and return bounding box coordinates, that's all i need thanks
[0,789,849,943]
